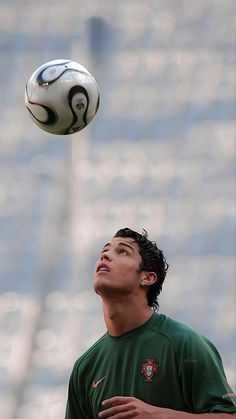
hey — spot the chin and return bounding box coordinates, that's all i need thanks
[94,282,110,296]
[94,282,132,300]
[94,279,116,297]
[93,277,108,295]
[93,283,101,295]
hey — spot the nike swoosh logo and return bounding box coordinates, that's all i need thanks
[92,376,106,388]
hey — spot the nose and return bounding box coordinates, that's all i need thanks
[101,251,112,262]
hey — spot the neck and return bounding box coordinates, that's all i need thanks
[102,298,154,336]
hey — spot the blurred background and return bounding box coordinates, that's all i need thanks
[0,0,235,418]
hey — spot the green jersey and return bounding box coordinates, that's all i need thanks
[65,313,236,418]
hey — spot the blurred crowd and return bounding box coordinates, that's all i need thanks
[0,1,235,418]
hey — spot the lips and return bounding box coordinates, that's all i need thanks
[96,263,111,273]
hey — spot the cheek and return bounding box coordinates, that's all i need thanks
[118,262,141,282]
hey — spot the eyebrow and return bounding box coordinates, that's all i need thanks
[102,241,135,252]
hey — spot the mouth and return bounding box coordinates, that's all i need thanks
[96,263,111,273]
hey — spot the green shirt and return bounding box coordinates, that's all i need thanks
[65,313,236,418]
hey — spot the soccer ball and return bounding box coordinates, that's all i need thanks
[25,59,100,135]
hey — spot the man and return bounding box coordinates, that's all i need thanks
[65,228,236,418]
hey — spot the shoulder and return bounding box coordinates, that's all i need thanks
[153,313,220,357]
[154,315,230,386]
[71,333,108,374]
[151,313,202,340]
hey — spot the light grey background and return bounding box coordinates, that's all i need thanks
[0,1,235,418]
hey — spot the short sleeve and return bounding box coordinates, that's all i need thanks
[65,360,89,419]
[180,333,236,413]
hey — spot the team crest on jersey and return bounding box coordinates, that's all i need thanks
[141,359,158,382]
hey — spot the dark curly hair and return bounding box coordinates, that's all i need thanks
[114,228,169,310]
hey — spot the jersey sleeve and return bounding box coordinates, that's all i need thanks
[179,333,236,413]
[65,359,89,419]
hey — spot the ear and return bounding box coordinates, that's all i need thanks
[140,272,157,287]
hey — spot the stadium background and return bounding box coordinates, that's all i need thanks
[0,0,235,418]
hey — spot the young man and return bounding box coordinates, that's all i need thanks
[65,228,236,418]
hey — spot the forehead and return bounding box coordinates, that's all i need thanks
[103,237,139,251]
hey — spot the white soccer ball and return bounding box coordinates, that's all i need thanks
[25,59,100,135]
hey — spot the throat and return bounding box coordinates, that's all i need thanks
[103,303,153,336]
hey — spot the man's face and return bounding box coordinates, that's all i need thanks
[93,236,144,298]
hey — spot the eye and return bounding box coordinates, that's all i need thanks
[119,248,129,255]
